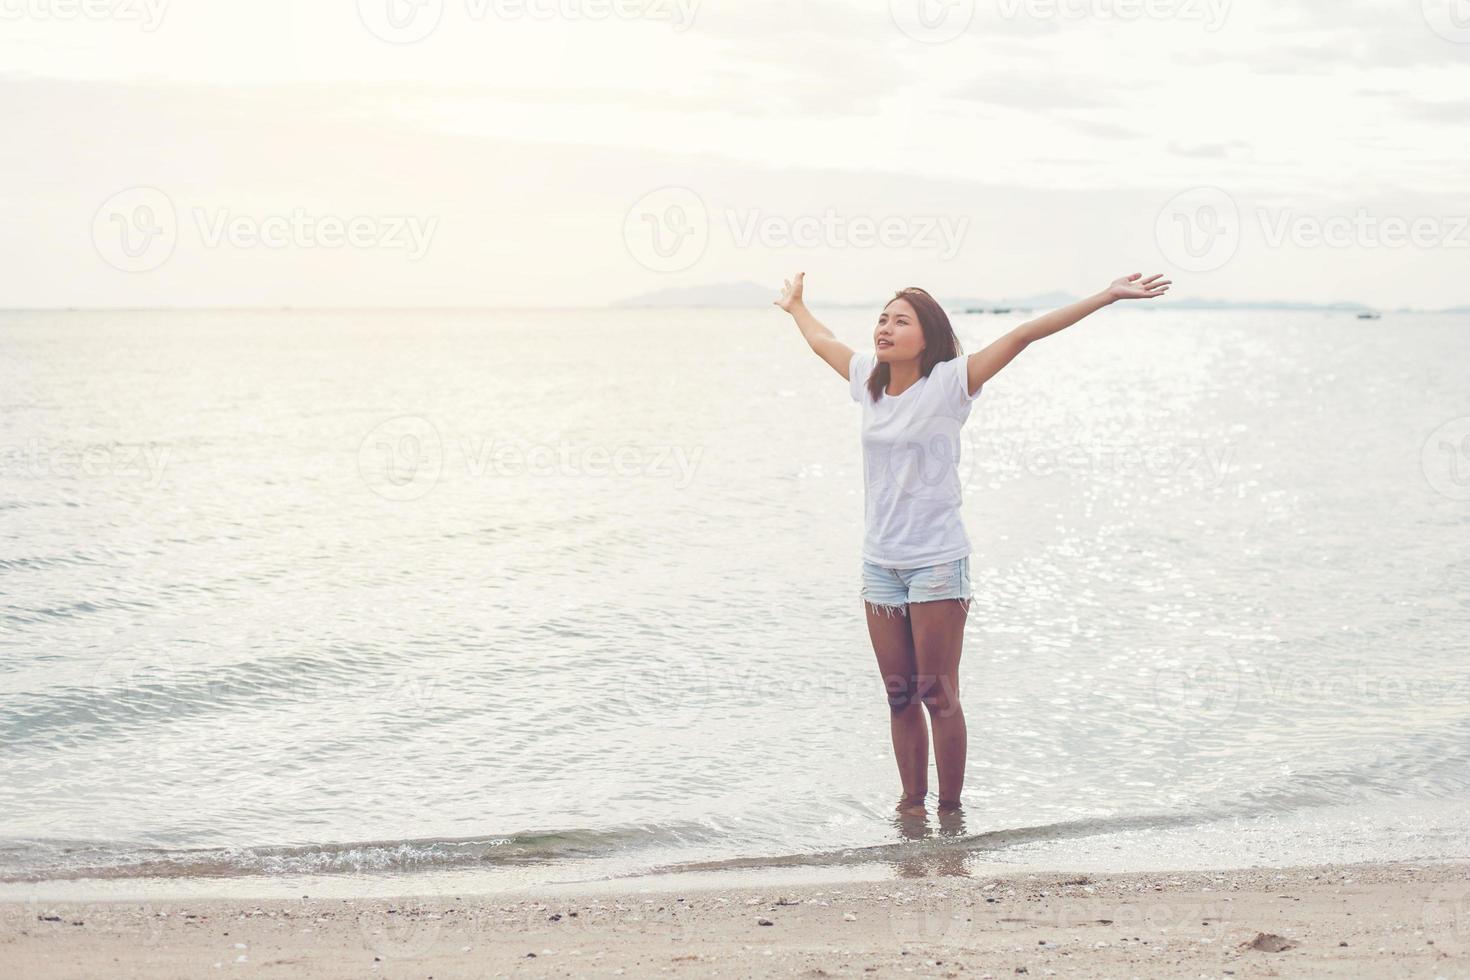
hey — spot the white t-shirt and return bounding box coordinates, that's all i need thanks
[849,349,983,569]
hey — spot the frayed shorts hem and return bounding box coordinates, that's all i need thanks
[860,556,973,618]
[861,596,972,619]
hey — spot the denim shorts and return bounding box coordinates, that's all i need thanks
[861,556,973,617]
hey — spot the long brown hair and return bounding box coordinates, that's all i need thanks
[863,287,964,403]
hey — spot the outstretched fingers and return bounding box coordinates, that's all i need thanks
[774,272,806,309]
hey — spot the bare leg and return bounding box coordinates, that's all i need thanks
[908,597,969,808]
[864,600,928,805]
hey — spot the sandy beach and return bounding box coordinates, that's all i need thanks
[2,858,1466,978]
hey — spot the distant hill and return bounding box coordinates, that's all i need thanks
[946,292,1078,313]
[1165,298,1373,312]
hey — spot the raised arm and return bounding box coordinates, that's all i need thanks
[964,273,1170,396]
[775,272,855,379]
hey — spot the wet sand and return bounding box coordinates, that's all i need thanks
[2,858,1467,978]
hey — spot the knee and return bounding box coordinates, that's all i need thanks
[917,674,961,716]
[883,673,920,712]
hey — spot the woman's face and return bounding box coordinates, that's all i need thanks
[875,297,925,363]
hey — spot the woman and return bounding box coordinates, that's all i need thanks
[774,271,1170,815]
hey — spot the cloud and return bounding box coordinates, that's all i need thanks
[1169,140,1251,160]
[1193,0,1470,71]
[1060,117,1144,140]
[1356,89,1470,124]
[947,73,1135,110]
[4,2,1470,307]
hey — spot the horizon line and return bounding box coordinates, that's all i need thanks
[16,303,813,312]
[0,302,1462,314]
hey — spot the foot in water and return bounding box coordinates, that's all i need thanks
[895,794,928,815]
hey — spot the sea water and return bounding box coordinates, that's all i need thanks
[2,306,1467,898]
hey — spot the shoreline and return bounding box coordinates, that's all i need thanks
[2,857,1467,978]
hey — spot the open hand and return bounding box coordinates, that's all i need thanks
[1107,273,1171,301]
[774,272,806,312]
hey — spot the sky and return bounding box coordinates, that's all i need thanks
[3,0,1469,308]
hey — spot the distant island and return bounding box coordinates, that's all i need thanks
[613,280,1452,315]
